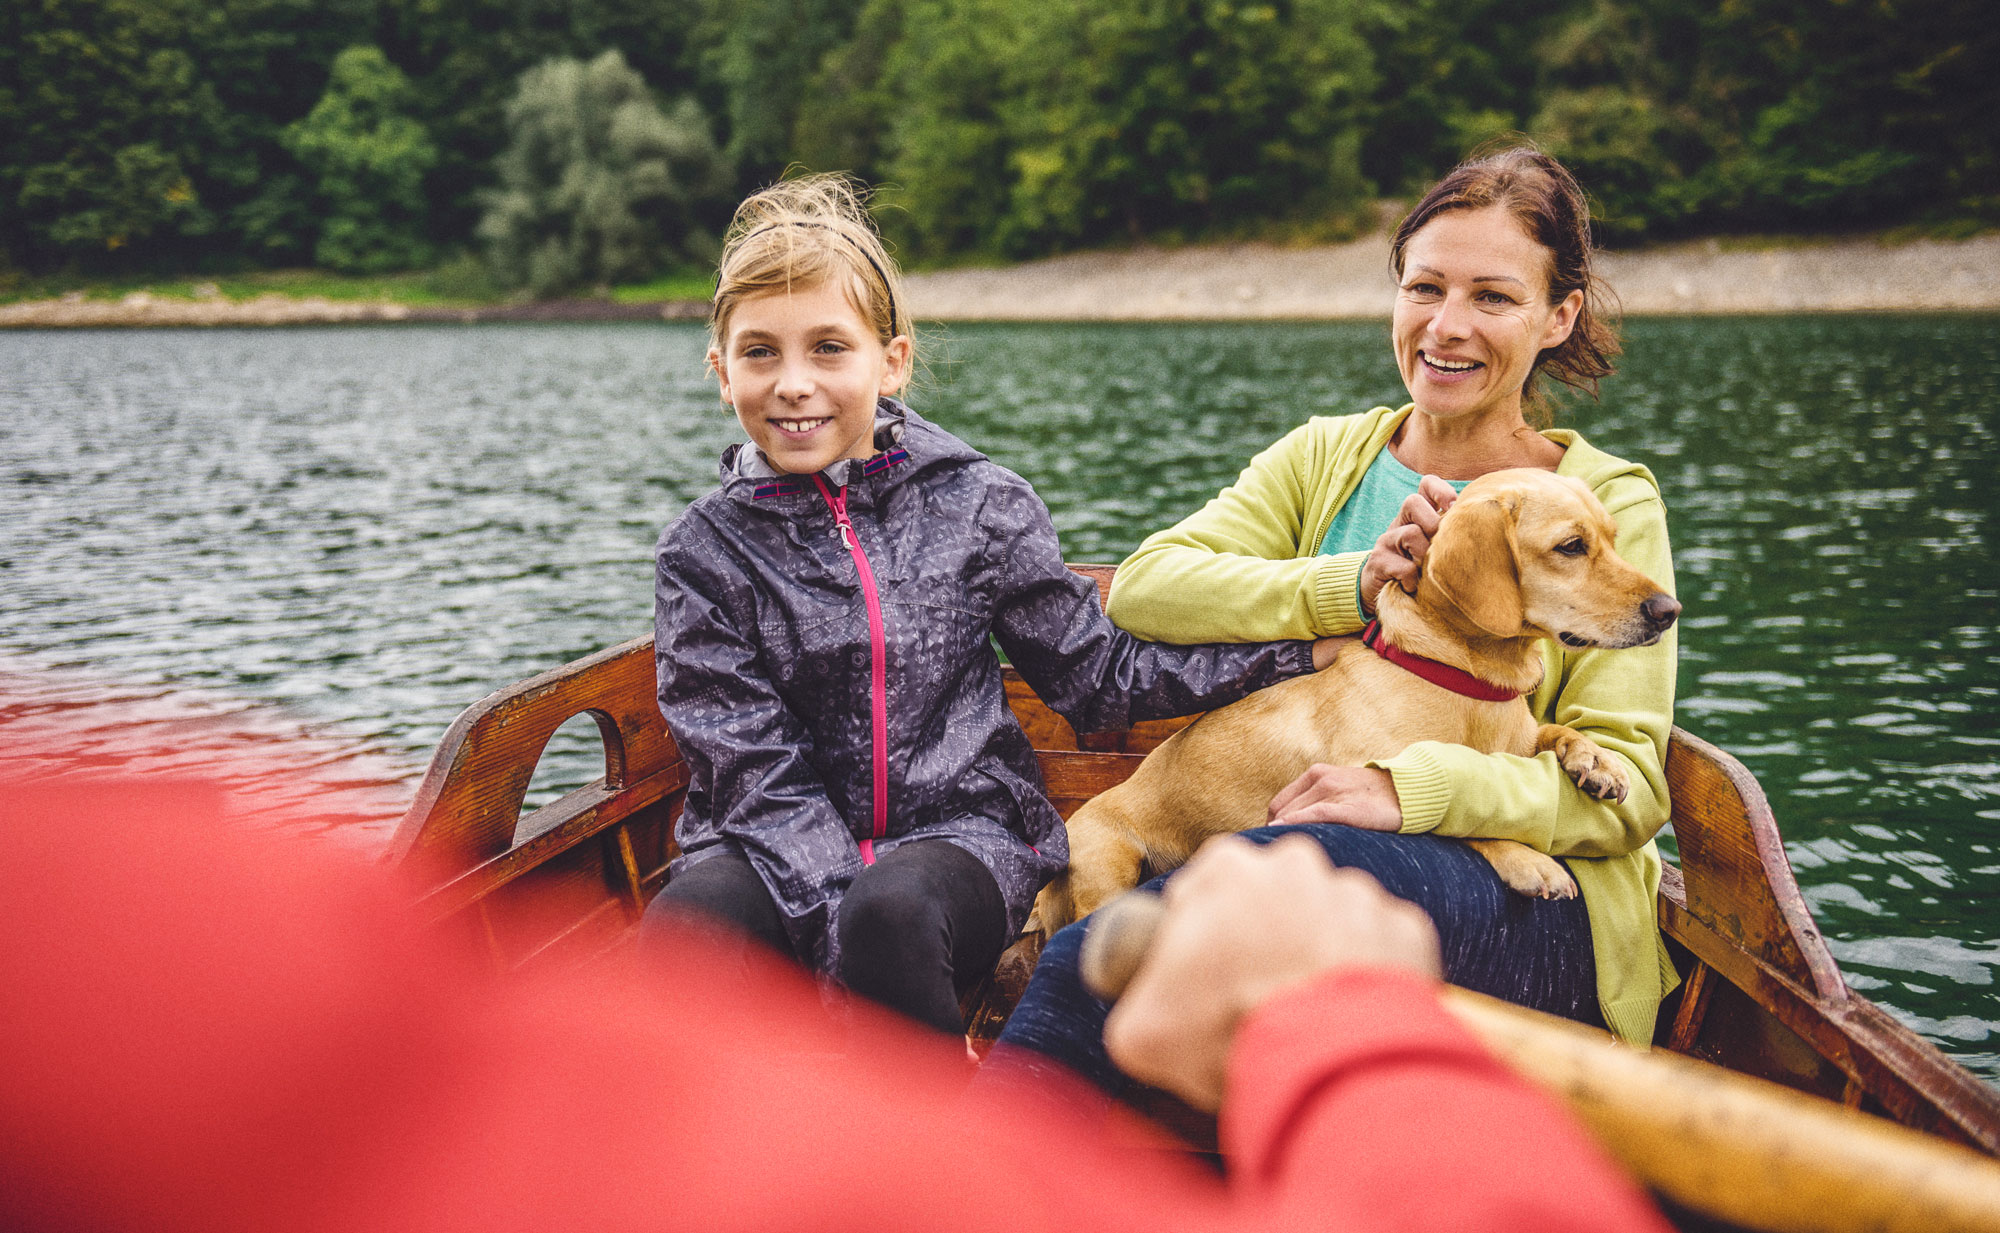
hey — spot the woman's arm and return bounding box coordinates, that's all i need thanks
[1108,423,1371,642]
[984,474,1316,733]
[655,528,861,956]
[1369,489,1678,859]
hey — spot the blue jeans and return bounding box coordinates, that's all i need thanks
[981,824,1597,1098]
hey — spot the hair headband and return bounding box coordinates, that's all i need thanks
[732,220,901,339]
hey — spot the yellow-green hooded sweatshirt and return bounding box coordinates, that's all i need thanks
[1107,405,1681,1044]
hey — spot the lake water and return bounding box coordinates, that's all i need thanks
[2,318,1995,1083]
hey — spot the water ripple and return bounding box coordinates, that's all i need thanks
[3,316,1997,1084]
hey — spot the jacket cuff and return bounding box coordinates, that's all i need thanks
[1308,552,1367,635]
[1219,967,1478,1183]
[1282,639,1319,679]
[1370,747,1451,833]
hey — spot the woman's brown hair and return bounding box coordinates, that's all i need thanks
[1390,144,1621,419]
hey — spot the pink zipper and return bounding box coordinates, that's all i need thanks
[812,475,888,865]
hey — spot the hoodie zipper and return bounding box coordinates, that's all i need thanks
[811,475,888,865]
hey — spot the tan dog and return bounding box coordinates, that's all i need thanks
[1033,468,1680,937]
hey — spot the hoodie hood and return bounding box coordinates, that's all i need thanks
[1544,428,1664,515]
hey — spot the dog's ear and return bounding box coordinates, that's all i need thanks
[1423,494,1524,636]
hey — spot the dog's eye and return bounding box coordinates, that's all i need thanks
[1555,538,1588,557]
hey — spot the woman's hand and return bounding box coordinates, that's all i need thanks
[1268,764,1402,830]
[1358,475,1460,616]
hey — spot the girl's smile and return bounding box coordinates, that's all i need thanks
[710,279,911,476]
[773,416,832,436]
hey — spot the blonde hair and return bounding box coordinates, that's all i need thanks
[710,173,910,364]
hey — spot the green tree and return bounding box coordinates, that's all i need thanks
[1015,0,1375,252]
[182,0,378,264]
[1685,0,1997,230]
[2,0,218,269]
[871,0,1377,261]
[790,0,907,187]
[868,0,1015,257]
[8,0,1995,275]
[479,50,732,296]
[1353,0,1576,197]
[1525,0,1706,239]
[379,0,705,247]
[1528,85,1679,239]
[1522,0,1999,239]
[283,46,438,272]
[689,0,870,179]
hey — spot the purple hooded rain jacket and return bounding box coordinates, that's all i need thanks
[654,401,1315,972]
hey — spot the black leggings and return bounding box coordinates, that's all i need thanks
[639,840,1008,1036]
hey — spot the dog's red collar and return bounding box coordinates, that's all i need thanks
[1360,621,1524,702]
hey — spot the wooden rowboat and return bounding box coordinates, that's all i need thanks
[389,565,2000,1174]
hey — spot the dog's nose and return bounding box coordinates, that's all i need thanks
[1641,593,1681,631]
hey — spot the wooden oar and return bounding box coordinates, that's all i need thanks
[1080,891,2000,1233]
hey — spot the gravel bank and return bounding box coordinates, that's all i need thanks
[902,232,2000,320]
[0,291,422,328]
[5,232,1995,327]
[0,290,709,328]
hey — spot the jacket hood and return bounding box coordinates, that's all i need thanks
[1545,428,1662,504]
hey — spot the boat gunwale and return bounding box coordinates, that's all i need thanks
[386,569,2000,1155]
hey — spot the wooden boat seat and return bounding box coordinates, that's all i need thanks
[389,564,2000,1153]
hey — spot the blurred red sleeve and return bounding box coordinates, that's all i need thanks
[1,767,1665,1233]
[0,774,1225,1233]
[1221,966,1673,1233]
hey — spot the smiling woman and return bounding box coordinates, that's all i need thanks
[1387,145,1621,434]
[1391,209,1579,459]
[980,145,1684,1109]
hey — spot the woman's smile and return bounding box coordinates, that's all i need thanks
[1418,351,1483,379]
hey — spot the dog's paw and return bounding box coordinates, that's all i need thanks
[1029,882,1075,941]
[1515,860,1580,900]
[1555,734,1629,803]
[1501,852,1578,900]
[1471,839,1578,899]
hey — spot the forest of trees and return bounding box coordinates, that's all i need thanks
[3,0,1993,294]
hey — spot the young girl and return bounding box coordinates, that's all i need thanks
[637,174,1325,1037]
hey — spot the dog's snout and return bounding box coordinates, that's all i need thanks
[1641,593,1681,631]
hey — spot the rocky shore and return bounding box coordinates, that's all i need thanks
[5,231,1996,328]
[0,289,708,328]
[901,232,2000,320]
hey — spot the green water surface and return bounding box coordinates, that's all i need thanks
[2,316,1994,1082]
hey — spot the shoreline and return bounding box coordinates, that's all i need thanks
[5,232,1998,328]
[901,232,2000,320]
[0,293,711,329]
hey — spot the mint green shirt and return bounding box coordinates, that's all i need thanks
[1318,449,1470,610]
